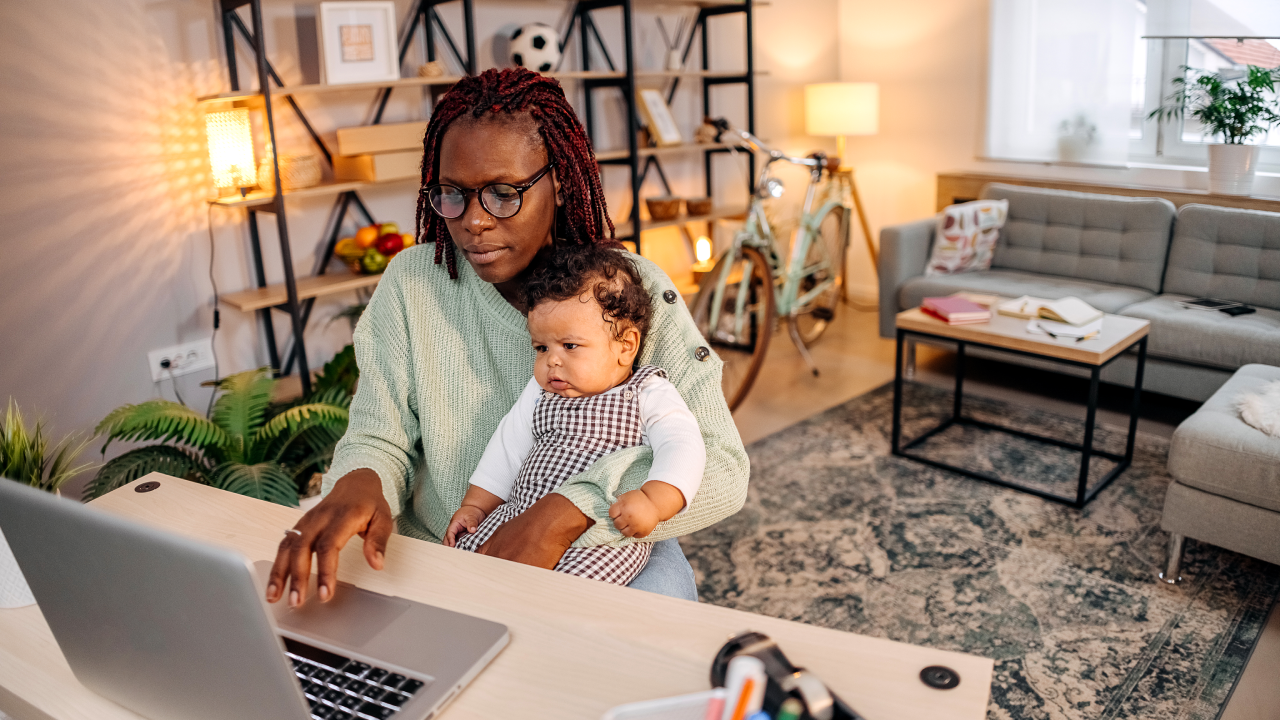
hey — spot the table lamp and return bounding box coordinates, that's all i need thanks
[804,82,878,169]
[205,107,257,196]
[803,82,880,269]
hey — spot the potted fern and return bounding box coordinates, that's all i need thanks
[85,367,350,506]
[0,400,94,608]
[1149,65,1280,196]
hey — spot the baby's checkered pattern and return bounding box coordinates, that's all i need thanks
[456,366,665,585]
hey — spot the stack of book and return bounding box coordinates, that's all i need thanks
[921,296,992,325]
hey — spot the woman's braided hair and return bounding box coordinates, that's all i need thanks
[415,67,615,279]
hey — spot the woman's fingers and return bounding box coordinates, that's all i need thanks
[266,531,299,603]
[360,504,394,571]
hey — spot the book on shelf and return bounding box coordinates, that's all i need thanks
[921,296,992,325]
[997,295,1103,326]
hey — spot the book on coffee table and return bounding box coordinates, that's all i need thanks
[921,296,992,325]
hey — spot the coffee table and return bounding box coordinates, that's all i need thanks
[892,307,1150,508]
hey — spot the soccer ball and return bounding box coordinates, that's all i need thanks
[509,23,560,73]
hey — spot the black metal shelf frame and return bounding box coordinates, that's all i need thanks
[214,0,755,394]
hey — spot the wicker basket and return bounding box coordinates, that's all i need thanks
[645,196,683,221]
[257,152,323,193]
[684,197,713,216]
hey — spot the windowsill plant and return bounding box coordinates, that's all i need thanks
[1149,65,1280,196]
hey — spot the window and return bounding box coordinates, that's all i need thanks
[988,0,1280,169]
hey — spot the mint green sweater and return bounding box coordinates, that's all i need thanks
[322,244,749,548]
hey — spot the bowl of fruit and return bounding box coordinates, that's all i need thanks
[335,222,415,275]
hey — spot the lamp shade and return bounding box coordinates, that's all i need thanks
[805,82,879,137]
[205,108,257,191]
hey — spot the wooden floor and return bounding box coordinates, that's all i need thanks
[733,305,1278,720]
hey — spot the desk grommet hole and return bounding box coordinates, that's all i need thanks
[135,481,161,493]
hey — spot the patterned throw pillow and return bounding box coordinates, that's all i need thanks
[925,199,1009,276]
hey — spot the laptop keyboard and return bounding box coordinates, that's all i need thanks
[283,637,427,720]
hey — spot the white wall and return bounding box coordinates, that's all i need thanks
[0,0,839,492]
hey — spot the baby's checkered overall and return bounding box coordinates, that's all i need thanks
[455,366,665,585]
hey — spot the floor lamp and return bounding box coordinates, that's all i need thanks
[804,82,880,274]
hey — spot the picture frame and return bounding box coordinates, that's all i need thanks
[318,1,400,86]
[636,89,683,146]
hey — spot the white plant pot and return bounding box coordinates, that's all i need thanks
[0,524,35,609]
[1208,143,1261,196]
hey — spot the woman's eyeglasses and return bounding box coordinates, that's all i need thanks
[425,163,555,220]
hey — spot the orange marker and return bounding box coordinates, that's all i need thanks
[728,678,755,720]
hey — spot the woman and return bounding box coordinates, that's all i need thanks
[266,68,748,607]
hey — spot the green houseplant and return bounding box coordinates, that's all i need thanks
[85,367,350,507]
[1149,64,1280,195]
[1,399,95,608]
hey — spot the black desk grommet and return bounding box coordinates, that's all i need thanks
[135,481,161,493]
[694,346,711,361]
[920,665,960,689]
[663,290,677,304]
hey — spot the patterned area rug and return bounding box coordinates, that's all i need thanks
[682,383,1280,720]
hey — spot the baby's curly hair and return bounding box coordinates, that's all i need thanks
[523,245,652,346]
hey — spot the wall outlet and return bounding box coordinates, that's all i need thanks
[147,339,216,382]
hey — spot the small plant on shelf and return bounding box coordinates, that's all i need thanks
[85,365,351,506]
[0,399,94,494]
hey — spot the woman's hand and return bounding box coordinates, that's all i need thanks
[476,494,593,568]
[266,469,393,608]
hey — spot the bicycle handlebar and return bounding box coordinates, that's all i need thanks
[710,118,822,169]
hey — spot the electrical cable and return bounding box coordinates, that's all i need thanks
[206,204,222,418]
[165,364,187,407]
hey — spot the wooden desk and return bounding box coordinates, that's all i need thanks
[0,476,993,720]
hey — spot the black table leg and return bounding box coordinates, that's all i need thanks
[1076,367,1101,507]
[892,330,905,455]
[1124,337,1148,464]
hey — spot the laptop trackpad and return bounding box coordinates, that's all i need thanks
[255,561,410,648]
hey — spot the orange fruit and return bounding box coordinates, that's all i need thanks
[355,225,380,248]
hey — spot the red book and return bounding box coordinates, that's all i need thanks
[921,296,991,324]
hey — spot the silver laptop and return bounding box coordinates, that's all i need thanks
[0,479,508,720]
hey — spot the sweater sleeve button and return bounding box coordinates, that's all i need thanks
[694,346,711,361]
[662,289,677,304]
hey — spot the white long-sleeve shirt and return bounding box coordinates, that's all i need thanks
[468,375,706,511]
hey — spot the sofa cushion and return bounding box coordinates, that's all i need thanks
[1118,295,1280,369]
[1163,203,1280,310]
[979,184,1174,293]
[1168,364,1280,513]
[898,269,1153,314]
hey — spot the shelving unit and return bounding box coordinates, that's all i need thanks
[207,0,756,393]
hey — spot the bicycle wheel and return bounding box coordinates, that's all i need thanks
[790,204,849,345]
[690,245,777,411]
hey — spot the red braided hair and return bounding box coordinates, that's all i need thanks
[415,67,615,279]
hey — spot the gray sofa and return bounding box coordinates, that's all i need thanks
[878,183,1280,401]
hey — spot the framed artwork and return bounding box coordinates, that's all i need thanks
[637,89,683,146]
[318,2,400,86]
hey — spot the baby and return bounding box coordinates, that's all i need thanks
[446,244,705,586]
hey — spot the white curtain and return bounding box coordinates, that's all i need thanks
[986,0,1138,164]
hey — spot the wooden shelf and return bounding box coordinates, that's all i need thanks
[198,70,764,103]
[616,204,748,237]
[595,142,731,162]
[209,175,418,209]
[221,271,382,313]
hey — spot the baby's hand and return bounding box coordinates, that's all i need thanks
[609,490,661,538]
[445,505,488,547]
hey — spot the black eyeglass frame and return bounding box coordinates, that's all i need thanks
[424,162,556,220]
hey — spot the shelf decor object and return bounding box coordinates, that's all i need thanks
[204,107,257,195]
[318,1,400,85]
[804,81,879,269]
[637,88,683,146]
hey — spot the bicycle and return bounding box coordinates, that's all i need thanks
[689,119,852,411]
